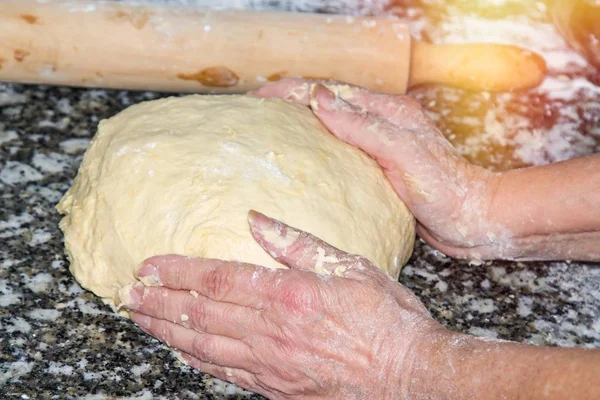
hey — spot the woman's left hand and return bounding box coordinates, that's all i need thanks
[119,211,448,399]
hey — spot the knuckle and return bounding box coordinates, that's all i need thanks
[189,300,211,331]
[347,281,387,310]
[191,333,216,362]
[395,94,422,110]
[203,265,234,301]
[356,110,372,126]
[276,278,321,314]
[156,290,172,320]
[284,232,314,262]
[361,265,395,287]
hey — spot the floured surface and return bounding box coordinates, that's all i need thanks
[406,0,600,169]
[57,95,414,303]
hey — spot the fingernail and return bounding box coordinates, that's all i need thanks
[310,84,335,112]
[248,209,273,231]
[118,282,144,309]
[137,263,161,286]
[248,210,299,250]
[131,313,152,329]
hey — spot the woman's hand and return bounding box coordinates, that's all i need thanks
[119,211,600,399]
[252,79,600,262]
[119,211,448,399]
[252,79,504,260]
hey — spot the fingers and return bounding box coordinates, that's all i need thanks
[248,210,370,278]
[178,352,275,398]
[252,79,429,130]
[136,255,282,309]
[120,283,259,340]
[309,84,409,172]
[250,78,359,106]
[332,86,431,130]
[250,78,312,105]
[130,312,256,372]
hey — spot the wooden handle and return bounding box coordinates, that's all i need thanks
[410,42,546,92]
[0,0,411,93]
[0,0,546,94]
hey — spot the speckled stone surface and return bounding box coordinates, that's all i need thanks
[1,1,600,399]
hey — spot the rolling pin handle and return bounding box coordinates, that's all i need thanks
[410,41,547,92]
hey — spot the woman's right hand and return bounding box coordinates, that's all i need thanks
[252,79,506,260]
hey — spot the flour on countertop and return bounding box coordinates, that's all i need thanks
[408,3,600,168]
[0,129,19,145]
[0,361,34,386]
[406,242,600,348]
[0,87,27,107]
[0,161,44,184]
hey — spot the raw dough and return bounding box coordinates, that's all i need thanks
[57,95,415,305]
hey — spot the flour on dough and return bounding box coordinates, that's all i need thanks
[57,95,415,305]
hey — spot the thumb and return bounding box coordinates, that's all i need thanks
[247,210,365,277]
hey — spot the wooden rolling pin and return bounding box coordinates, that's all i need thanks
[0,0,546,93]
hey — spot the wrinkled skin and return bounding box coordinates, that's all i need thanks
[253,79,504,258]
[121,211,447,399]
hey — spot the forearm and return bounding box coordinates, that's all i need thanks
[406,332,600,399]
[487,154,600,261]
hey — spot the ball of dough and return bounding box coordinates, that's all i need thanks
[57,95,415,304]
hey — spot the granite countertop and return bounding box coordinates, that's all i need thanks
[1,1,600,399]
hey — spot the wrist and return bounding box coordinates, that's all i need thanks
[399,328,600,400]
[402,330,498,400]
[486,159,600,240]
[389,323,458,399]
[480,159,600,261]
